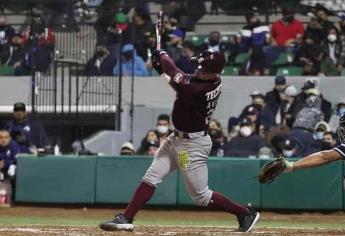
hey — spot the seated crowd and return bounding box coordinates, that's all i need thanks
[121,76,344,159]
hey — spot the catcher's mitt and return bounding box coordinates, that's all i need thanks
[258,157,286,183]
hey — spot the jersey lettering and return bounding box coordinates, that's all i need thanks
[205,84,221,124]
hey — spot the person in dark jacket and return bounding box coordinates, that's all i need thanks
[199,31,227,54]
[265,76,288,116]
[176,41,195,73]
[0,129,20,180]
[5,103,48,150]
[0,15,15,47]
[224,118,265,157]
[85,43,116,76]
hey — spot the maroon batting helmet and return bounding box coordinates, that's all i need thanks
[191,50,225,74]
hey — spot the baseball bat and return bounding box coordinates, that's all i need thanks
[155,10,163,50]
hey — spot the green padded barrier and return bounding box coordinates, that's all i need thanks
[272,52,291,66]
[178,158,261,207]
[96,156,178,205]
[0,66,15,75]
[185,34,208,47]
[16,155,97,203]
[276,66,303,76]
[234,52,250,65]
[341,69,345,76]
[261,159,343,210]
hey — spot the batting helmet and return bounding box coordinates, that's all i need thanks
[336,113,345,144]
[190,50,225,74]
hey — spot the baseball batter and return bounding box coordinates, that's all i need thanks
[99,50,260,232]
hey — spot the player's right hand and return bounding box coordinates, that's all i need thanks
[151,50,166,75]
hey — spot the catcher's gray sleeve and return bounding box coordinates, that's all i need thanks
[334,144,345,159]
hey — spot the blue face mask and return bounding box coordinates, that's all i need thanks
[339,107,345,115]
[314,131,324,140]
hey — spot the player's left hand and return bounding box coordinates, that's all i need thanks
[151,49,166,75]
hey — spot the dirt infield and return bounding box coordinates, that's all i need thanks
[1,207,345,235]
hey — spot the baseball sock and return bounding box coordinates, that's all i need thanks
[208,191,250,216]
[123,182,155,220]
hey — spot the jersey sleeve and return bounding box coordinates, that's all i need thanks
[333,144,345,159]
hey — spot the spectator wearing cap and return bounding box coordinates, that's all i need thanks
[313,121,329,142]
[113,44,148,77]
[265,76,288,115]
[0,129,20,181]
[85,42,117,76]
[166,28,185,64]
[5,103,48,150]
[278,85,304,128]
[0,15,15,47]
[176,41,195,73]
[199,31,227,54]
[137,129,159,155]
[248,91,275,131]
[297,80,332,122]
[321,131,337,150]
[146,141,159,156]
[224,118,265,158]
[328,100,345,132]
[263,7,304,68]
[123,8,154,61]
[120,142,135,155]
[155,114,173,143]
[0,33,29,75]
[281,136,300,158]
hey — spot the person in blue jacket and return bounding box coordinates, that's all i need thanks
[113,44,148,77]
[0,129,20,180]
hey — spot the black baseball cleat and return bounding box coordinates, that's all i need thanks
[99,213,134,231]
[237,207,260,232]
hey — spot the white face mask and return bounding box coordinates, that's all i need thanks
[240,126,252,137]
[339,107,345,115]
[314,131,324,140]
[157,125,169,134]
[327,34,337,43]
[283,149,294,157]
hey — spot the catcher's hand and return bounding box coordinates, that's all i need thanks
[258,157,293,183]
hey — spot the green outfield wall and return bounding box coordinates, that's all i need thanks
[15,155,345,210]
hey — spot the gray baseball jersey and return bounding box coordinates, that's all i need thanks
[142,52,221,206]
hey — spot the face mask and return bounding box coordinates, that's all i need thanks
[327,34,337,43]
[283,149,294,157]
[339,107,345,115]
[209,39,219,46]
[283,15,294,23]
[240,126,252,137]
[157,125,169,134]
[314,131,324,140]
[321,141,333,150]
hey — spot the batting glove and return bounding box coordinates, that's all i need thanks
[7,164,16,177]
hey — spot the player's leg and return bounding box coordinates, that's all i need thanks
[176,135,259,232]
[99,135,177,231]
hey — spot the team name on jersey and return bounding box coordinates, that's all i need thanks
[205,84,222,101]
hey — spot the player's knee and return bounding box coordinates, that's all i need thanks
[190,189,213,207]
[142,167,162,188]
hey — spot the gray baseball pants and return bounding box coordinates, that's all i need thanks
[142,132,213,206]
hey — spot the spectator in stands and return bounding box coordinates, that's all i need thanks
[241,12,269,50]
[265,76,287,116]
[155,114,173,143]
[136,129,159,155]
[248,92,275,131]
[226,34,243,63]
[312,121,329,142]
[176,41,195,73]
[22,15,55,73]
[239,47,266,75]
[5,103,48,150]
[0,33,29,75]
[305,5,334,42]
[297,80,332,122]
[321,131,337,150]
[224,118,265,158]
[120,142,135,155]
[319,27,342,76]
[281,136,300,158]
[113,44,148,76]
[335,13,345,72]
[328,100,345,132]
[279,85,304,129]
[166,28,185,64]
[0,15,15,47]
[295,33,322,76]
[146,141,159,157]
[208,119,227,157]
[124,8,153,61]
[0,129,20,180]
[263,7,304,68]
[200,31,227,54]
[85,43,116,76]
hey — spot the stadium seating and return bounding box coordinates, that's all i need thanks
[276,66,303,76]
[222,66,239,76]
